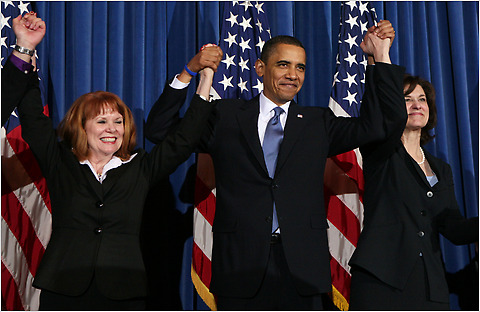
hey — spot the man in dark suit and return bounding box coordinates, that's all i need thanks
[146,22,403,310]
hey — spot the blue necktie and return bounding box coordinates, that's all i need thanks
[262,106,284,233]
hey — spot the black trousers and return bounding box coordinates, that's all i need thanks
[349,257,450,310]
[216,235,324,310]
[39,276,145,311]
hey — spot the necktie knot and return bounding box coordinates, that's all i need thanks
[271,106,284,125]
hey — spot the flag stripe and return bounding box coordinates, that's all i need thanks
[3,128,52,249]
[6,126,52,213]
[1,263,23,311]
[1,217,41,311]
[327,218,356,273]
[325,193,361,247]
[330,256,352,302]
[2,190,45,277]
[193,206,214,261]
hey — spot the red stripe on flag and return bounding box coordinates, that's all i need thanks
[1,262,24,311]
[324,188,361,247]
[330,255,352,302]
[6,126,51,213]
[194,176,216,225]
[331,151,364,195]
[192,242,213,288]
[1,182,46,276]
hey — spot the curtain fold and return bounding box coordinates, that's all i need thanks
[30,1,478,310]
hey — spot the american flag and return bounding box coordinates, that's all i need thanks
[191,1,271,309]
[324,1,377,310]
[1,2,52,310]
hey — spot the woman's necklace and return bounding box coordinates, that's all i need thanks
[417,147,425,165]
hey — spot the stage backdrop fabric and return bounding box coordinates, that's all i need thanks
[26,1,479,310]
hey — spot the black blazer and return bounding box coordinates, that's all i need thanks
[350,101,479,303]
[146,63,406,298]
[5,59,214,300]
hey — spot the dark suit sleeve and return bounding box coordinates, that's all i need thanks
[15,70,60,180]
[145,79,189,143]
[145,95,215,184]
[1,58,39,126]
[326,62,406,157]
[360,63,408,163]
[435,164,479,245]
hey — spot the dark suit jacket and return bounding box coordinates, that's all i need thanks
[146,63,406,298]
[5,59,214,300]
[350,100,479,303]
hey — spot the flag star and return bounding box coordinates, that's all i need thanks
[359,2,369,16]
[345,1,357,12]
[1,13,11,30]
[253,78,263,93]
[343,90,357,106]
[256,19,263,32]
[267,29,271,37]
[255,2,265,14]
[239,37,251,52]
[18,1,30,14]
[219,74,234,91]
[360,20,369,34]
[221,53,236,69]
[345,14,358,29]
[239,16,253,32]
[3,0,14,10]
[333,71,340,85]
[225,12,238,27]
[224,32,238,48]
[238,77,249,93]
[344,51,357,67]
[1,36,6,49]
[343,72,357,88]
[238,56,249,72]
[360,57,368,69]
[240,1,253,12]
[256,37,265,52]
[344,33,358,49]
[232,0,240,6]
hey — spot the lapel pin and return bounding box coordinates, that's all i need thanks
[297,114,303,118]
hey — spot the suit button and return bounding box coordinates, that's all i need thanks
[417,231,425,237]
[426,191,433,198]
[419,252,423,257]
[265,216,273,223]
[96,201,104,208]
[94,227,103,234]
[271,182,278,189]
[420,210,426,216]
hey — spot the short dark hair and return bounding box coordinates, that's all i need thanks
[260,35,305,64]
[403,74,437,146]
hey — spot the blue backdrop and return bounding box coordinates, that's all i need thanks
[30,1,478,310]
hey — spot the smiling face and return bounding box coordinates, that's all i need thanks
[255,43,306,105]
[84,106,125,160]
[404,84,429,131]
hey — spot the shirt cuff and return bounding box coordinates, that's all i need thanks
[169,74,190,90]
[9,53,34,74]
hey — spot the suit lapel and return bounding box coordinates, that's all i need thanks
[236,97,269,175]
[276,102,307,175]
[399,145,432,189]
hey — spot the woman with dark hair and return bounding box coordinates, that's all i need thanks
[349,74,478,310]
[5,12,219,310]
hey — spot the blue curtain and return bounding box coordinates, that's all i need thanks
[31,1,478,310]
